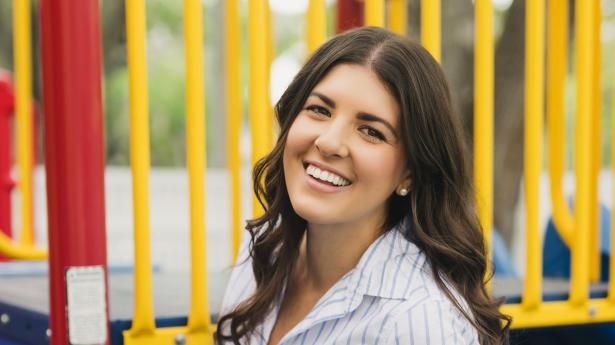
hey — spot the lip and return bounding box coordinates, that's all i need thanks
[303,160,352,182]
[302,160,353,194]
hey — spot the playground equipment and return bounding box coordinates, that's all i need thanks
[0,0,613,344]
[0,0,45,261]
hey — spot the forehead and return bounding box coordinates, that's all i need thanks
[311,64,400,125]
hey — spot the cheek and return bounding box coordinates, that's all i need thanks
[283,117,311,176]
[356,147,405,186]
[284,116,314,158]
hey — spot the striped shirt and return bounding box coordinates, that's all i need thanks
[219,222,479,344]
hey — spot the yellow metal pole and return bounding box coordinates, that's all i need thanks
[589,0,602,283]
[306,0,326,55]
[501,298,615,329]
[14,0,34,246]
[365,0,385,27]
[0,232,46,259]
[387,0,407,35]
[547,0,573,246]
[474,0,493,289]
[522,0,544,310]
[248,0,271,217]
[124,0,156,336]
[225,0,242,261]
[569,0,593,306]
[421,0,440,62]
[610,36,615,303]
[266,1,276,146]
[183,0,213,341]
[0,0,47,261]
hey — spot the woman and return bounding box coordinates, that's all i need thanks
[216,26,510,345]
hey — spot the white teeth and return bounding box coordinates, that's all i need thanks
[305,164,350,186]
[314,168,322,179]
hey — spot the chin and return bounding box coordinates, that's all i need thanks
[290,199,341,226]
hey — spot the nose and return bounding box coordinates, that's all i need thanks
[314,120,350,158]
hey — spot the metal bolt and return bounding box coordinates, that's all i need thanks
[589,305,598,317]
[46,328,52,338]
[0,313,9,325]
[174,333,186,345]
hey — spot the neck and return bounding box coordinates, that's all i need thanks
[293,214,386,292]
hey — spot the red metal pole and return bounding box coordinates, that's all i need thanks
[337,0,364,33]
[0,73,15,262]
[39,1,110,344]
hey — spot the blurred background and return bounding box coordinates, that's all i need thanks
[1,1,615,343]
[2,0,615,255]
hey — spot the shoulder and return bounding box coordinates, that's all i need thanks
[383,253,479,344]
[359,227,479,344]
[381,297,479,345]
[219,233,256,316]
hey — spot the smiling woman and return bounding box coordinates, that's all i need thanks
[216,27,511,345]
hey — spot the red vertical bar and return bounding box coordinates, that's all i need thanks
[39,1,110,344]
[0,74,15,262]
[337,0,364,33]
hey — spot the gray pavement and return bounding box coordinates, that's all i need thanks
[8,166,255,316]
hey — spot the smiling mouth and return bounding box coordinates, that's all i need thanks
[303,163,352,187]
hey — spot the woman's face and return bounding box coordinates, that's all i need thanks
[283,63,410,227]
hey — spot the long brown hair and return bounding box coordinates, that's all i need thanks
[215,26,510,345]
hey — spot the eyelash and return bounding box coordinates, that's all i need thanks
[359,126,386,142]
[304,105,388,143]
[305,104,330,117]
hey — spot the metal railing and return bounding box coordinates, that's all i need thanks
[3,0,614,340]
[123,0,615,338]
[499,0,611,328]
[122,0,213,343]
[0,0,46,260]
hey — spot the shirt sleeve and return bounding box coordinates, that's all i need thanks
[386,299,479,345]
[219,233,256,317]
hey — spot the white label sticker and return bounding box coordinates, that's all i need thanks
[66,266,107,345]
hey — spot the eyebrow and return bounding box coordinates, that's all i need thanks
[310,91,398,138]
[311,91,336,108]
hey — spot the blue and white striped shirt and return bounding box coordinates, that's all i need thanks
[219,223,479,344]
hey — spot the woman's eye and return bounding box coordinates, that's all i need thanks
[359,126,386,142]
[305,105,330,117]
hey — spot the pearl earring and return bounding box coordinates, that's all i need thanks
[398,188,409,196]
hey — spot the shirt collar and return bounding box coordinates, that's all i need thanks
[261,220,428,343]
[347,219,428,301]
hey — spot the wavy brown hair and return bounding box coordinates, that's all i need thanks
[215,26,510,344]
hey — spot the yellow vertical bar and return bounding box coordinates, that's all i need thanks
[387,0,407,35]
[522,0,544,310]
[547,0,573,246]
[365,0,385,27]
[421,0,440,62]
[225,0,242,261]
[13,0,34,246]
[306,0,326,54]
[474,0,493,289]
[0,0,45,261]
[589,0,602,283]
[570,0,593,306]
[266,1,275,145]
[610,32,615,303]
[183,0,212,335]
[248,0,271,216]
[125,0,155,334]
